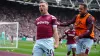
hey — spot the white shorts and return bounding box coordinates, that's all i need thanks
[67,44,77,51]
[32,37,54,56]
[76,38,93,54]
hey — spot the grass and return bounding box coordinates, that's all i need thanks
[0,40,100,56]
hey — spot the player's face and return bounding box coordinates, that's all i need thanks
[69,25,73,30]
[39,3,48,14]
[79,5,87,14]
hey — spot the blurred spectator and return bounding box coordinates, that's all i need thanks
[56,0,61,5]
[77,0,84,3]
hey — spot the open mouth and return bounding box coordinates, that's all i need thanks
[40,9,43,12]
[79,11,81,13]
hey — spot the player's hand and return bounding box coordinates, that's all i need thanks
[73,36,79,40]
[54,44,59,49]
[56,22,60,26]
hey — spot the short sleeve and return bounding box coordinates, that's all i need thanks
[65,30,69,34]
[34,18,39,26]
[51,15,57,25]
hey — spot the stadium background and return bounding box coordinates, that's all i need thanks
[0,0,100,56]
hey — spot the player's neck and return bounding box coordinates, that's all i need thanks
[80,12,88,18]
[70,29,73,31]
[42,12,49,15]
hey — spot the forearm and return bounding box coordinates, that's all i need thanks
[53,25,59,45]
[61,35,66,39]
[60,21,74,27]
[60,22,68,27]
[60,17,76,27]
[79,30,91,38]
[53,30,59,45]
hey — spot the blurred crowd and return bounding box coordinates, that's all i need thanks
[0,2,39,38]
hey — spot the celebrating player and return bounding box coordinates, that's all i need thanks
[59,3,95,56]
[61,24,77,56]
[32,1,59,56]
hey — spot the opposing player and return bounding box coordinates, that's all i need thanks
[32,1,59,56]
[61,24,77,56]
[59,3,95,56]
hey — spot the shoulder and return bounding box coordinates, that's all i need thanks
[73,15,78,20]
[86,15,95,24]
[87,15,94,22]
[76,14,80,17]
[72,29,75,31]
[65,29,69,33]
[50,15,57,20]
[36,16,41,21]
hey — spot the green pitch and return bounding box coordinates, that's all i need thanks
[0,40,100,56]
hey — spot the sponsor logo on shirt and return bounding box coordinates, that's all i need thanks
[37,21,49,25]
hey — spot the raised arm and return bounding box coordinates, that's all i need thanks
[61,34,66,39]
[60,30,69,39]
[59,16,77,27]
